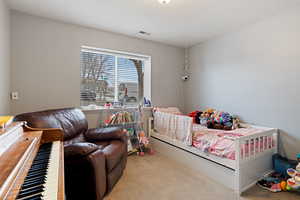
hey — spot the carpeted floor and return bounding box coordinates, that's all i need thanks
[105,154,300,200]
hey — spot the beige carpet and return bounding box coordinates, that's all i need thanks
[105,154,300,200]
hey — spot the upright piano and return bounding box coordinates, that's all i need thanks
[0,122,64,200]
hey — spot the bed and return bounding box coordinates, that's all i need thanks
[149,110,278,195]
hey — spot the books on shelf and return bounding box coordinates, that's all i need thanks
[0,116,14,129]
[105,111,134,125]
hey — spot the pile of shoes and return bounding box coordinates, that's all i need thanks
[257,172,287,192]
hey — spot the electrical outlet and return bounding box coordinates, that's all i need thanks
[11,92,19,100]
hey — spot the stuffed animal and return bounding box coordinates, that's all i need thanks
[232,117,240,130]
[286,154,300,190]
[188,110,202,124]
[205,110,234,130]
[199,108,215,126]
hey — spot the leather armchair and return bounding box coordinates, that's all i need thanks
[14,108,128,200]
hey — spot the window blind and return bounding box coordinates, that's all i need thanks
[80,49,144,106]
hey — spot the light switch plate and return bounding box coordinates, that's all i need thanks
[11,92,19,100]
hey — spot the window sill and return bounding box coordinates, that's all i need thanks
[80,106,153,112]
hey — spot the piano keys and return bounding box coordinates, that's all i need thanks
[0,122,64,200]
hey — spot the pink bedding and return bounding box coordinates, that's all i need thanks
[192,124,273,160]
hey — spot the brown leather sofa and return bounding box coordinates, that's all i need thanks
[14,108,127,200]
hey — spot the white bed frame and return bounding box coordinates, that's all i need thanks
[148,117,278,195]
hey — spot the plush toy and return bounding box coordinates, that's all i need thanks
[138,131,149,147]
[286,154,300,190]
[199,108,215,126]
[205,110,233,130]
[232,117,240,130]
[188,110,202,124]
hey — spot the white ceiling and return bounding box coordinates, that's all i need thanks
[6,0,300,47]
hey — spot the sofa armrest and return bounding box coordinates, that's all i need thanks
[85,127,127,143]
[64,142,99,160]
[65,146,107,199]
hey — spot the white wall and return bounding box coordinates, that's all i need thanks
[11,11,185,114]
[185,7,300,159]
[0,0,10,115]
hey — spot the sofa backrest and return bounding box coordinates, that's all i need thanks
[14,108,88,141]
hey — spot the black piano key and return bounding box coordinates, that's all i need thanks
[30,163,48,168]
[24,177,46,185]
[34,154,50,159]
[20,185,44,194]
[24,174,46,183]
[32,158,49,163]
[29,164,48,170]
[34,152,51,157]
[28,167,47,173]
[32,157,49,162]
[22,177,45,185]
[18,193,42,200]
[22,181,45,190]
[18,185,44,196]
[27,170,47,176]
[33,152,50,157]
[16,187,44,199]
[35,151,50,155]
[25,173,46,181]
[27,168,48,175]
[21,181,45,190]
[24,172,47,180]
[23,196,42,200]
[31,160,49,165]
[24,174,45,181]
[25,171,47,179]
[36,150,51,154]
[27,169,47,175]
[36,148,51,153]
[31,160,48,165]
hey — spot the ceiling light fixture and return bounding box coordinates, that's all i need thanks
[158,0,171,5]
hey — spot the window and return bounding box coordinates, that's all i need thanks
[80,46,151,107]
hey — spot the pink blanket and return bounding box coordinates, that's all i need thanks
[192,124,273,160]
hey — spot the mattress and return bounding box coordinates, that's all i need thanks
[192,124,273,160]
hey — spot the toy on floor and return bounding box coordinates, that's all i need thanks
[286,154,300,191]
[257,154,300,192]
[257,172,285,192]
[136,131,155,156]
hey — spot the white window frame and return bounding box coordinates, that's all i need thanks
[81,45,152,105]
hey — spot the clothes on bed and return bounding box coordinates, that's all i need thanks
[192,124,274,160]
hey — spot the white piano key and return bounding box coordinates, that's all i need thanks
[41,141,60,200]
